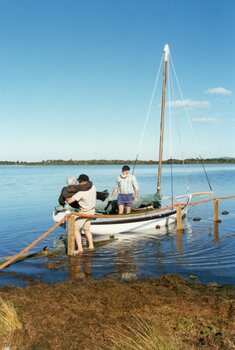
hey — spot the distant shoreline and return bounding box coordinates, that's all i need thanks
[0,158,235,166]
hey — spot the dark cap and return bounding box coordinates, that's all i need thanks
[77,174,89,182]
[122,165,130,172]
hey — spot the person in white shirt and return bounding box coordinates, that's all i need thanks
[110,165,139,214]
[66,174,96,254]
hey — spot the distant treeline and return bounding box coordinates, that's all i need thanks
[0,158,235,166]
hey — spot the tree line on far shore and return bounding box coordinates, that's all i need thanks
[0,158,235,166]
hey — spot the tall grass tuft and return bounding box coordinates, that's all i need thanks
[102,317,182,350]
[0,297,22,334]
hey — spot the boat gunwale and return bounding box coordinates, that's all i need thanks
[91,207,181,225]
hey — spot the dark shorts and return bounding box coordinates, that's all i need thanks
[117,194,134,207]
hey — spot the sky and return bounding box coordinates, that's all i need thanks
[0,0,234,161]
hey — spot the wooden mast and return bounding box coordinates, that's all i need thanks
[157,44,169,196]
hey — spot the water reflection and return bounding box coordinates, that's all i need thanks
[214,222,220,243]
[67,251,93,281]
[1,211,235,287]
[115,241,138,281]
[176,230,183,254]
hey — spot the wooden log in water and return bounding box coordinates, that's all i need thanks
[0,238,116,266]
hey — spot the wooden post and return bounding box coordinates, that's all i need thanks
[176,205,183,231]
[214,222,219,243]
[176,229,182,254]
[214,198,219,222]
[67,215,75,256]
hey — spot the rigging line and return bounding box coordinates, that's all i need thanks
[170,55,213,192]
[167,53,174,204]
[132,54,164,174]
[199,156,213,191]
[168,56,190,193]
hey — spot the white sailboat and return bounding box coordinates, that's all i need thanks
[53,44,211,235]
[90,44,191,234]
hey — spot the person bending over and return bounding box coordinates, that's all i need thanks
[58,177,108,209]
[66,174,96,254]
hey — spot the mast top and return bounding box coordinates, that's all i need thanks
[164,44,169,62]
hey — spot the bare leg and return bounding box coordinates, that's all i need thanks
[125,206,131,214]
[118,205,124,214]
[83,229,94,249]
[75,229,83,253]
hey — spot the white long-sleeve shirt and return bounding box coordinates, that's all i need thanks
[115,174,139,194]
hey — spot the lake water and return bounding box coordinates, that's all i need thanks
[0,164,235,287]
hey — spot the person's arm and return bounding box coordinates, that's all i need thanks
[109,187,118,200]
[66,191,81,204]
[74,181,92,192]
[66,196,75,204]
[132,176,139,201]
[58,187,66,205]
[134,190,139,202]
[109,177,119,200]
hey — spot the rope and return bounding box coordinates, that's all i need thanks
[199,155,213,191]
[170,55,213,192]
[169,55,190,193]
[133,54,164,174]
[57,194,235,218]
[167,54,174,204]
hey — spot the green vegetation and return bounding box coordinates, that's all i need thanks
[0,157,235,166]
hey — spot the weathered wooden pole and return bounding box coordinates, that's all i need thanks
[214,198,219,222]
[67,215,75,256]
[214,222,219,242]
[176,229,182,254]
[176,205,183,231]
[157,44,169,196]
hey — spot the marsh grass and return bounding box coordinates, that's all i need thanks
[0,297,22,334]
[101,317,183,350]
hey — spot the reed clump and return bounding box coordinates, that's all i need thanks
[102,317,183,350]
[0,297,22,335]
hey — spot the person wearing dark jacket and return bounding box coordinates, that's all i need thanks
[58,177,108,209]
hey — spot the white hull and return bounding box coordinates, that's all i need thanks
[53,195,191,236]
[90,204,188,235]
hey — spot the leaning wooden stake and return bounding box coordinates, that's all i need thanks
[0,215,69,270]
[67,215,75,256]
[214,198,219,222]
[176,205,183,231]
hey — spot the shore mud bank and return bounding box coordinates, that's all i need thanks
[0,275,235,350]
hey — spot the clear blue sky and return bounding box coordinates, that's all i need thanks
[0,0,234,161]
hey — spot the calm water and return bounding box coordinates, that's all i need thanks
[0,164,235,287]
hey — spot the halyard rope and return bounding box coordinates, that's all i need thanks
[170,54,213,192]
[133,54,164,174]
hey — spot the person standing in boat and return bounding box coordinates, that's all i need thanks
[110,165,139,214]
[66,174,96,254]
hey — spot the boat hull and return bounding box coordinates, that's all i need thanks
[52,195,191,235]
[90,206,187,235]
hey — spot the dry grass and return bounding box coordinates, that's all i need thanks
[0,297,22,335]
[101,317,183,350]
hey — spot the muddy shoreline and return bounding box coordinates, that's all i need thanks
[0,275,235,349]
